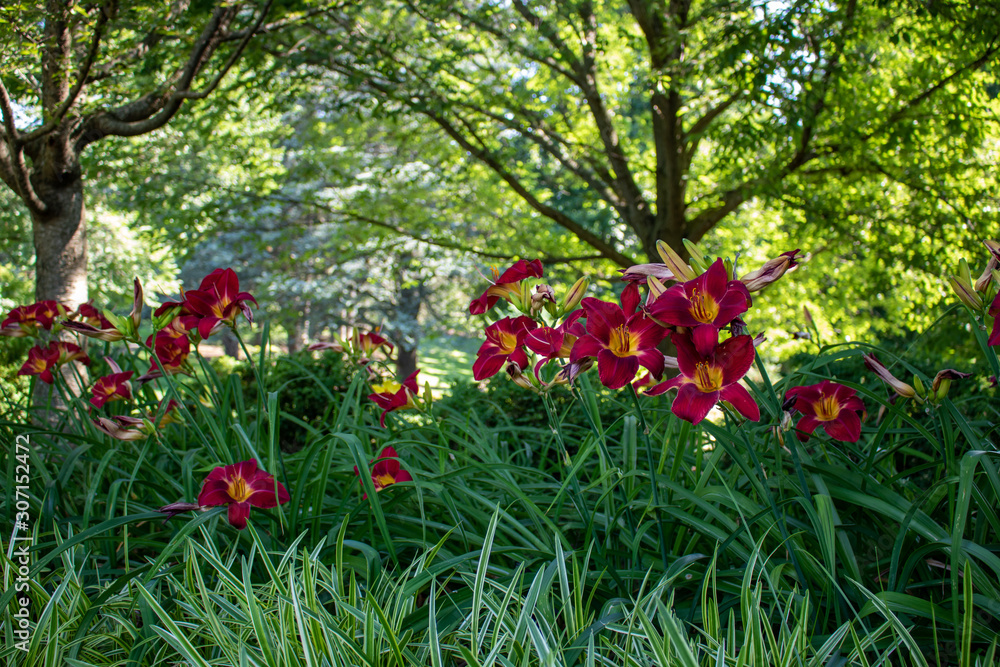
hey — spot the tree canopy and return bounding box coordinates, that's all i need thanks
[300,0,1000,265]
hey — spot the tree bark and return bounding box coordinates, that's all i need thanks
[392,252,424,380]
[31,173,88,305]
[396,343,418,381]
[221,327,240,358]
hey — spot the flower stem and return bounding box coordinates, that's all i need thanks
[629,384,670,570]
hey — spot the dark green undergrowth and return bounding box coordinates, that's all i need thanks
[1,313,999,665]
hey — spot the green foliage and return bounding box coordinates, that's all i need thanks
[440,375,631,433]
[230,348,354,451]
[2,288,998,664]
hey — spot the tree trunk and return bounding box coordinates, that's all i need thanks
[31,175,88,306]
[397,344,418,381]
[392,253,424,381]
[285,316,310,354]
[221,327,240,358]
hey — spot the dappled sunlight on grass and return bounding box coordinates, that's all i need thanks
[417,335,480,393]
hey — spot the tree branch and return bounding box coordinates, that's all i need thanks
[81,2,271,145]
[574,1,650,226]
[0,79,45,212]
[865,38,1000,140]
[683,89,741,163]
[19,2,113,146]
[424,105,638,267]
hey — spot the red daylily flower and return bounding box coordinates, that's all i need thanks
[469,259,544,314]
[1,301,68,336]
[348,328,393,363]
[183,268,258,339]
[197,460,290,530]
[648,258,750,329]
[369,370,420,426]
[77,302,114,329]
[150,398,183,428]
[51,341,91,366]
[989,292,1000,346]
[784,380,865,442]
[18,346,61,383]
[1,305,39,337]
[473,316,538,381]
[354,445,412,497]
[32,301,70,329]
[524,310,585,379]
[569,296,667,390]
[145,330,191,376]
[646,324,759,424]
[90,371,134,409]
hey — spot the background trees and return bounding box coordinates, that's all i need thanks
[0,0,276,304]
[306,0,1000,266]
[1,0,998,370]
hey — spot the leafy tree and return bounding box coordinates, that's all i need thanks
[305,0,1000,265]
[0,0,282,304]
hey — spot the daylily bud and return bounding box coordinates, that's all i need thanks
[985,239,1000,262]
[130,278,144,333]
[772,409,795,446]
[556,358,593,386]
[948,276,984,310]
[561,277,588,313]
[308,341,344,353]
[656,240,697,281]
[803,306,815,329]
[959,258,973,287]
[531,284,556,316]
[156,501,206,519]
[423,381,435,409]
[863,353,917,399]
[93,415,149,441]
[931,369,971,401]
[682,238,708,268]
[153,305,181,331]
[647,275,668,301]
[723,257,734,282]
[620,264,676,284]
[741,250,801,292]
[62,320,125,342]
[683,240,709,274]
[912,374,926,399]
[505,360,537,392]
[974,255,998,292]
[730,317,749,337]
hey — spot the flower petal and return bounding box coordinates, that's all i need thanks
[717,335,755,385]
[228,501,251,530]
[473,351,508,381]
[794,415,821,441]
[597,348,639,390]
[635,348,665,379]
[581,297,624,339]
[645,375,684,397]
[824,411,862,443]
[691,324,719,358]
[569,334,605,363]
[671,383,718,424]
[719,383,760,421]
